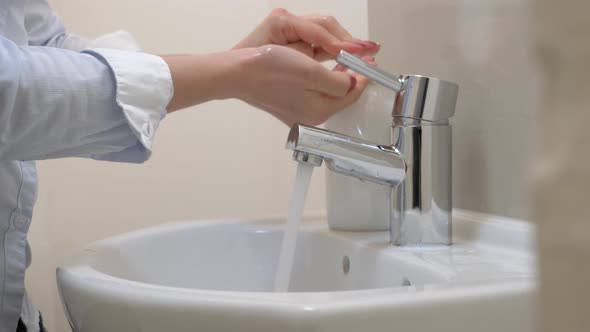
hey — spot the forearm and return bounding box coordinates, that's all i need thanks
[163,50,249,112]
[0,38,170,162]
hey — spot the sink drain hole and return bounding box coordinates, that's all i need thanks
[401,278,412,286]
[342,256,350,275]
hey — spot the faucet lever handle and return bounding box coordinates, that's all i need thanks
[336,50,404,92]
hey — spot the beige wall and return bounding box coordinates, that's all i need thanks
[27,1,368,331]
[368,0,537,220]
[533,1,590,331]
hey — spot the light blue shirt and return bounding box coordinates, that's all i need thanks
[0,1,173,330]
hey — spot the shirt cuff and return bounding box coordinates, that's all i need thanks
[82,48,173,159]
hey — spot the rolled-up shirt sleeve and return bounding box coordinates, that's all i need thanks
[0,36,173,163]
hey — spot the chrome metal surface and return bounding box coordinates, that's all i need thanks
[390,125,452,245]
[337,51,458,122]
[287,125,406,187]
[336,50,404,92]
[286,58,458,246]
[394,75,458,122]
[292,151,323,167]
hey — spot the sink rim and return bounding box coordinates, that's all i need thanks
[58,264,534,310]
[57,209,535,309]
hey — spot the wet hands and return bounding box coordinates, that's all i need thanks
[233,8,379,126]
[234,8,379,60]
[235,45,375,126]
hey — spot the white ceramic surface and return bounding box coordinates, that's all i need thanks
[57,210,536,332]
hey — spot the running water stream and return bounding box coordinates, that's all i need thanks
[273,163,314,292]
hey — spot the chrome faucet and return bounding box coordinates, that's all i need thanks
[286,51,459,246]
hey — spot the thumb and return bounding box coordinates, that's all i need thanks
[318,72,370,119]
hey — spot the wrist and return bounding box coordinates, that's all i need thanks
[163,50,252,112]
[215,47,257,101]
[220,47,274,103]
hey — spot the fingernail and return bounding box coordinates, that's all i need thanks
[354,41,370,49]
[356,41,379,49]
[334,64,346,72]
[349,75,357,93]
[361,55,375,63]
[365,40,380,47]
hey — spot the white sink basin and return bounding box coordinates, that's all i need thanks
[57,210,536,332]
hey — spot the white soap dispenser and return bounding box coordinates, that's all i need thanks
[324,81,396,231]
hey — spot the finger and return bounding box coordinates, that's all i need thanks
[357,43,380,56]
[286,16,365,56]
[320,72,371,113]
[300,15,380,55]
[309,66,355,97]
[287,43,344,63]
[301,15,354,41]
[333,63,347,72]
[309,47,334,62]
[310,35,379,60]
[286,43,349,62]
[286,42,315,58]
[361,55,376,65]
[301,15,381,56]
[270,8,293,17]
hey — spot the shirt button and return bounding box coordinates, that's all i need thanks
[14,215,29,230]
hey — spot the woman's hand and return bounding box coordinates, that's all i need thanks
[234,8,379,60]
[234,45,374,126]
[164,8,379,126]
[230,8,379,126]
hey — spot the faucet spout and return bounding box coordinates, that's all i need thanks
[286,124,406,187]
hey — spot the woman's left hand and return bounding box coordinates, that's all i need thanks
[233,8,379,61]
